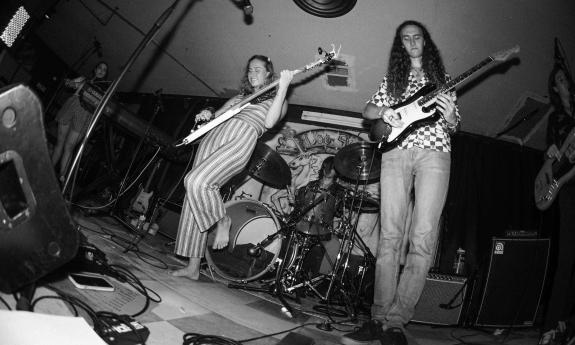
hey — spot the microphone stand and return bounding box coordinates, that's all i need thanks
[62,0,181,197]
[227,224,296,319]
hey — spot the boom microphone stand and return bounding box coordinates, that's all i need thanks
[62,0,181,198]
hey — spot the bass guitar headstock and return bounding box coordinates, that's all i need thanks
[491,45,520,62]
[303,44,341,72]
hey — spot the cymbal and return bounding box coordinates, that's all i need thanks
[247,142,291,188]
[334,142,381,182]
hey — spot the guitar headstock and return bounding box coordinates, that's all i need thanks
[304,44,342,71]
[491,45,520,62]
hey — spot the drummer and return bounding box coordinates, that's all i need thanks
[170,55,295,280]
[292,156,341,274]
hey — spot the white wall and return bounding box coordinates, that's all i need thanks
[35,0,575,138]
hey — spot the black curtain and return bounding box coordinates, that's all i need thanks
[438,132,558,275]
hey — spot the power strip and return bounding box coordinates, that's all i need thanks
[99,318,150,345]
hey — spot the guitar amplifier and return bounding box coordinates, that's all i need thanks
[412,273,468,326]
[473,238,549,327]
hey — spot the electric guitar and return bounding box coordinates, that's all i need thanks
[131,159,162,214]
[534,128,575,211]
[174,45,340,147]
[370,45,520,152]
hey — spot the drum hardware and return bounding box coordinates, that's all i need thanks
[290,192,333,237]
[336,183,380,214]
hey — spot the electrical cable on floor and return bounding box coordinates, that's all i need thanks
[109,234,169,270]
[182,319,338,345]
[102,263,161,318]
[41,286,150,344]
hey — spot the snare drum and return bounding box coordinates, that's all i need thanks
[205,199,297,282]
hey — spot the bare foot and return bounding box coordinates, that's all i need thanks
[212,215,231,250]
[169,258,201,280]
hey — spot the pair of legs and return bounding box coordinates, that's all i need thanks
[372,148,450,327]
[51,121,83,181]
[171,120,258,280]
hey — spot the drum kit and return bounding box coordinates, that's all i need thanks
[205,141,379,317]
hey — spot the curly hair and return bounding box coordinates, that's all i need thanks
[387,20,447,101]
[239,55,276,96]
[548,63,574,113]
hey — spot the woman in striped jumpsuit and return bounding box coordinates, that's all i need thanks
[171,55,295,280]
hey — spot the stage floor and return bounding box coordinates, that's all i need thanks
[1,211,541,345]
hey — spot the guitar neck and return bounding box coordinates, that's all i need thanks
[418,56,495,105]
[227,67,306,110]
[174,51,336,147]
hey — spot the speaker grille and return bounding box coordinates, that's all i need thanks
[475,238,549,327]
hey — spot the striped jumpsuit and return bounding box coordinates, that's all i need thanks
[174,97,273,259]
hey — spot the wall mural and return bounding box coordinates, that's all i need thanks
[228,122,381,255]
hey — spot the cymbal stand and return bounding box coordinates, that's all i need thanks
[341,164,377,307]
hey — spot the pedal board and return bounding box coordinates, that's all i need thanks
[99,317,150,345]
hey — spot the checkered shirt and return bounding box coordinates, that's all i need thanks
[368,71,460,152]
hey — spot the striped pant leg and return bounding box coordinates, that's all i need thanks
[174,197,208,258]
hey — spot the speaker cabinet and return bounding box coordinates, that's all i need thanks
[412,273,468,325]
[475,238,549,327]
[0,84,79,293]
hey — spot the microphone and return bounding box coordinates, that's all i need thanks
[247,244,262,257]
[243,0,253,15]
[247,232,278,257]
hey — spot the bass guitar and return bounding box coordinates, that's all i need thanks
[174,45,340,147]
[370,45,520,152]
[534,128,575,211]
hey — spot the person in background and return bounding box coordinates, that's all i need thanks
[538,63,575,345]
[292,156,341,275]
[342,20,459,345]
[170,55,295,280]
[51,61,110,183]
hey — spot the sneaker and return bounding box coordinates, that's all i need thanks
[341,320,384,345]
[382,327,407,345]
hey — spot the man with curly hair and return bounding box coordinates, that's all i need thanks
[341,20,460,345]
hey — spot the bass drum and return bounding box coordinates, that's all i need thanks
[205,199,297,283]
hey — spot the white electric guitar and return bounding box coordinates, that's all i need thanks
[174,46,340,147]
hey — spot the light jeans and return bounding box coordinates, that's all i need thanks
[371,147,451,327]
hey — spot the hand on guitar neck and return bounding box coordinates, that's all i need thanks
[534,129,575,210]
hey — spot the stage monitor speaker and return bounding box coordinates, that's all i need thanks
[475,238,549,327]
[412,273,468,326]
[0,84,79,293]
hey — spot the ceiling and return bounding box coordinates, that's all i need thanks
[28,0,575,141]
